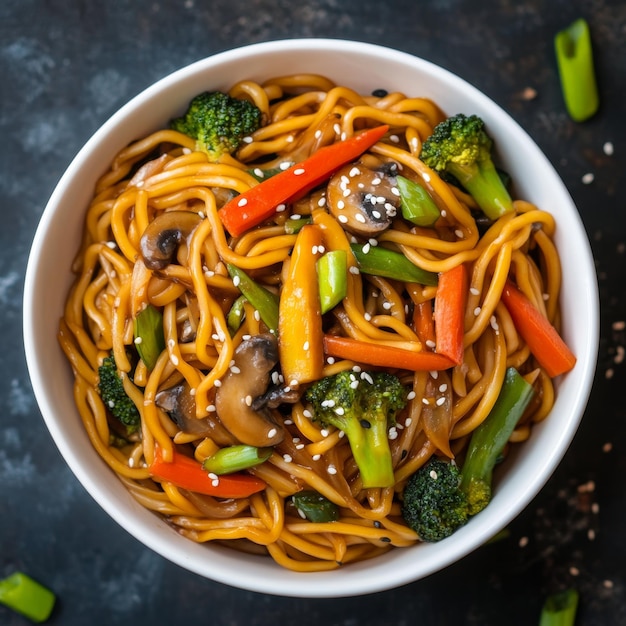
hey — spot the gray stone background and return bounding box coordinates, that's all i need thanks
[1,0,625,624]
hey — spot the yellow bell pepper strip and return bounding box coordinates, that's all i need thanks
[278,224,325,385]
[434,263,468,365]
[226,263,279,332]
[555,18,599,122]
[350,243,438,286]
[317,249,348,314]
[501,280,576,377]
[396,174,441,226]
[323,334,455,371]
[133,303,165,371]
[149,446,267,498]
[0,572,56,623]
[218,125,389,236]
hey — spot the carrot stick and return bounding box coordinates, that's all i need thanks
[413,299,436,347]
[323,335,455,371]
[149,446,267,498]
[278,224,325,385]
[219,125,389,236]
[501,280,576,377]
[434,263,468,365]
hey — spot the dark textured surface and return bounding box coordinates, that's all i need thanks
[2,1,625,624]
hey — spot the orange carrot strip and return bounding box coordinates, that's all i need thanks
[501,280,576,377]
[149,446,266,498]
[434,263,468,365]
[323,335,455,371]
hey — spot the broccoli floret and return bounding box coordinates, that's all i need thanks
[420,113,513,220]
[171,91,262,161]
[401,457,469,542]
[401,367,535,541]
[304,371,407,488]
[97,355,140,434]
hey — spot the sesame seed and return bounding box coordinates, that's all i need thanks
[326,357,335,364]
[233,275,241,287]
[350,380,359,389]
[312,454,321,461]
[276,203,287,212]
[335,406,345,415]
[362,243,371,254]
[405,418,413,427]
[430,370,439,379]
[349,266,360,274]
[320,429,329,437]
[389,428,398,440]
[569,566,580,576]
[355,213,366,223]
[108,400,115,408]
[436,396,446,406]
[333,123,341,135]
[364,312,372,321]
[389,134,400,143]
[289,379,299,387]
[361,372,374,384]
[429,470,438,480]
[349,167,361,177]
[211,478,220,487]
[327,464,337,475]
[134,337,143,344]
[338,214,349,223]
[242,136,253,144]
[407,391,416,400]
[438,383,448,392]
[371,177,382,185]
[254,168,264,178]
[337,200,345,209]
[470,287,480,296]
[474,306,482,316]
[422,172,431,183]
[267,428,278,438]
[603,579,614,589]
[603,141,614,156]
[340,132,347,141]
[342,188,351,197]
[292,214,302,220]
[391,187,400,196]
[382,301,392,310]
[206,404,216,412]
[582,172,594,184]
[455,229,464,238]
[425,339,436,349]
[283,454,293,463]
[279,161,291,170]
[170,354,179,366]
[237,197,248,207]
[230,365,241,374]
[602,442,613,453]
[318,196,327,207]
[303,409,313,418]
[296,443,305,450]
[303,341,310,351]
[519,536,529,547]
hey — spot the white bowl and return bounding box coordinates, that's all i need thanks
[23,39,598,598]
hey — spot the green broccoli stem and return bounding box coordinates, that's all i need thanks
[459,367,535,515]
[447,158,513,221]
[345,420,395,489]
[539,588,579,626]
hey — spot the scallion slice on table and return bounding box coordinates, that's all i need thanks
[0,571,56,623]
[554,18,599,122]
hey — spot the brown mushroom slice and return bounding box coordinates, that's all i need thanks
[326,163,400,237]
[214,334,285,447]
[155,382,237,446]
[139,210,203,270]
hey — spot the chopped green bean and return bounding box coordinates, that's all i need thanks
[292,491,340,522]
[227,264,279,331]
[317,250,348,313]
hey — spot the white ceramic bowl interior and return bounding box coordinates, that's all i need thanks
[23,39,598,598]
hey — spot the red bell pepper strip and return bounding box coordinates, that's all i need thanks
[434,263,468,365]
[323,334,455,371]
[413,299,436,347]
[501,280,576,377]
[218,125,389,236]
[149,446,267,498]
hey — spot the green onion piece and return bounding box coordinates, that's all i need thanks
[0,572,56,623]
[133,304,165,371]
[292,490,340,522]
[202,445,272,475]
[227,294,247,335]
[317,250,348,313]
[396,175,440,226]
[226,264,280,332]
[284,216,312,234]
[554,18,599,122]
[539,588,579,626]
[350,243,438,286]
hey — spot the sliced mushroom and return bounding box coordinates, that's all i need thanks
[214,334,285,447]
[252,383,302,410]
[155,382,237,446]
[326,162,400,237]
[140,210,203,270]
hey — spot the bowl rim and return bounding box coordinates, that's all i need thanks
[23,38,599,597]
